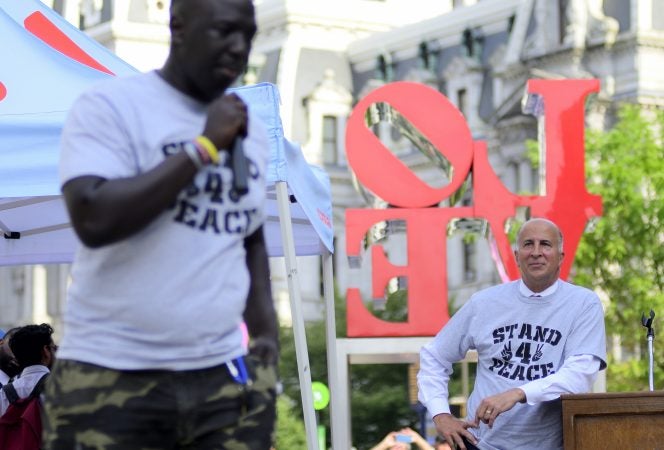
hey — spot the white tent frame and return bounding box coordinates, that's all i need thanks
[276,181,335,450]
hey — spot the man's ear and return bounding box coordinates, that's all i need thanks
[41,345,50,363]
[170,15,185,46]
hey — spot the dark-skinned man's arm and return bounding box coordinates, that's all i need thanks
[243,225,279,366]
[62,151,197,248]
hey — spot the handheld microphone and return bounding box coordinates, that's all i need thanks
[231,136,249,196]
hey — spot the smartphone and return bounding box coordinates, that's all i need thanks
[395,434,413,443]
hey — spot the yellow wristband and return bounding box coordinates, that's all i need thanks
[195,135,220,165]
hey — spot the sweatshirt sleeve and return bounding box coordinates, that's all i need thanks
[519,354,601,404]
[417,299,477,417]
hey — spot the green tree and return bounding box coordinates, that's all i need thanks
[275,395,308,449]
[572,105,664,391]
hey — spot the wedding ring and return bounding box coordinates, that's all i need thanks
[485,409,493,415]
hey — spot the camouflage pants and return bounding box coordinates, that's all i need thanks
[42,357,277,450]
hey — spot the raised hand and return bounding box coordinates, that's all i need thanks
[202,93,248,151]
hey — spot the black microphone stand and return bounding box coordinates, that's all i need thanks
[641,310,655,391]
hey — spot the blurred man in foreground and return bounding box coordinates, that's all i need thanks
[43,0,278,448]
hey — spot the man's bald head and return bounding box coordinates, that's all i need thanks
[516,218,564,252]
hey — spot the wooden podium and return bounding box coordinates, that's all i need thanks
[562,391,664,449]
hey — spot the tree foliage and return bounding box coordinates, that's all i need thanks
[572,105,664,391]
[275,395,308,449]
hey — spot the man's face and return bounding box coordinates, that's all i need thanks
[173,0,256,102]
[45,340,58,369]
[514,220,564,292]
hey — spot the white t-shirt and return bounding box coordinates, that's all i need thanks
[0,369,10,386]
[58,71,269,371]
[418,280,607,450]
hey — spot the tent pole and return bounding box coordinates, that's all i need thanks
[334,339,351,449]
[275,181,319,450]
[323,249,340,450]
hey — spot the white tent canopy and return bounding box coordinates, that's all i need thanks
[0,1,334,448]
[0,0,333,262]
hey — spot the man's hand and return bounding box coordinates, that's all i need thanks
[248,335,279,367]
[472,388,526,428]
[202,93,248,151]
[433,413,478,450]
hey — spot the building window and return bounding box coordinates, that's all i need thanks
[507,161,520,193]
[418,42,431,70]
[463,241,477,281]
[507,14,516,33]
[322,115,338,165]
[531,165,540,193]
[457,88,467,116]
[375,54,393,82]
[80,0,103,29]
[462,28,474,56]
[462,27,484,61]
[559,0,569,44]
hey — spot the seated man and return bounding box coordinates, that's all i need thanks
[0,324,56,415]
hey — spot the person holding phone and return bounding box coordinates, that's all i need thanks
[370,427,435,450]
